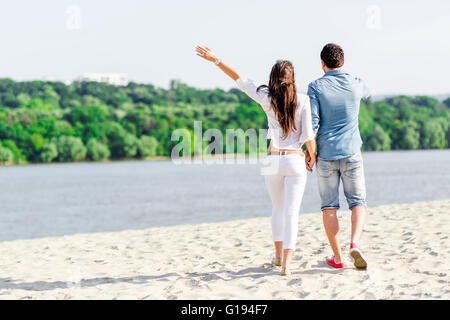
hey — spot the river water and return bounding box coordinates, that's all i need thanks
[0,150,449,241]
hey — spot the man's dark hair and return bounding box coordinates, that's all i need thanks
[320,43,344,69]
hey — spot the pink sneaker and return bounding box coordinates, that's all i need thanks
[326,256,344,269]
[350,243,368,269]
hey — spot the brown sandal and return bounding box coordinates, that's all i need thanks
[271,257,282,267]
[281,267,291,276]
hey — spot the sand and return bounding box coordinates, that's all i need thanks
[0,200,448,300]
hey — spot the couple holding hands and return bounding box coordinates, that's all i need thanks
[196,43,369,276]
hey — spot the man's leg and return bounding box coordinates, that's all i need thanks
[342,152,368,268]
[351,205,366,246]
[323,208,343,263]
[316,158,342,263]
[341,152,367,245]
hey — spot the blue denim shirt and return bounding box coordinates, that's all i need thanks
[307,69,370,160]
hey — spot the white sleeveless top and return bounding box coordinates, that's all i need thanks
[236,77,315,150]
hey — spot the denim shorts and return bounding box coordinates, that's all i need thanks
[316,152,367,211]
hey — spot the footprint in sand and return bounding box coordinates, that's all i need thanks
[201,274,223,281]
[287,278,302,286]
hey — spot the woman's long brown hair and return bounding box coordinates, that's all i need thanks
[257,60,298,139]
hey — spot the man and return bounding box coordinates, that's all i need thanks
[306,43,370,269]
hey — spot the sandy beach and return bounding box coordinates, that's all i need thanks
[0,200,448,300]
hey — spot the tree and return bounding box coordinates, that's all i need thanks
[43,84,60,107]
[83,121,109,143]
[106,122,126,158]
[17,93,31,105]
[0,146,13,165]
[40,143,58,163]
[412,96,439,110]
[435,117,450,148]
[65,105,109,124]
[443,97,450,108]
[123,133,139,158]
[366,125,391,151]
[123,107,152,136]
[51,120,75,137]
[86,138,110,161]
[399,122,420,150]
[1,139,25,163]
[53,136,87,162]
[0,77,448,165]
[30,133,46,152]
[138,136,158,157]
[421,119,446,149]
[359,102,375,148]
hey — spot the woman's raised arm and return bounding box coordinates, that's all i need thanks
[196,46,240,81]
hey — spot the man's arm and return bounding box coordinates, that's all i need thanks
[356,77,370,100]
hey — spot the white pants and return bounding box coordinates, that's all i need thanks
[263,154,307,251]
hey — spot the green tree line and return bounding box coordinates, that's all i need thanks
[0,78,449,164]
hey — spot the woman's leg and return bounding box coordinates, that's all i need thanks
[264,172,285,261]
[282,171,307,271]
[274,241,283,262]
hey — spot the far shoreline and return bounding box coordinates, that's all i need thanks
[1,148,449,168]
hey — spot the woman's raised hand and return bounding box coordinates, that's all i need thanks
[196,46,218,62]
[195,46,240,80]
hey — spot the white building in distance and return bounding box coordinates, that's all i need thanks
[78,73,129,86]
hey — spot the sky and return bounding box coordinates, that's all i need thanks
[0,0,449,95]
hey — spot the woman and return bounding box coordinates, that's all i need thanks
[196,46,316,276]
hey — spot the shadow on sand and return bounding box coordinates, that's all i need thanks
[0,263,345,293]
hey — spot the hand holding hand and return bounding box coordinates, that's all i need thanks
[308,152,317,171]
[305,152,311,172]
[305,151,317,172]
[196,46,218,62]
